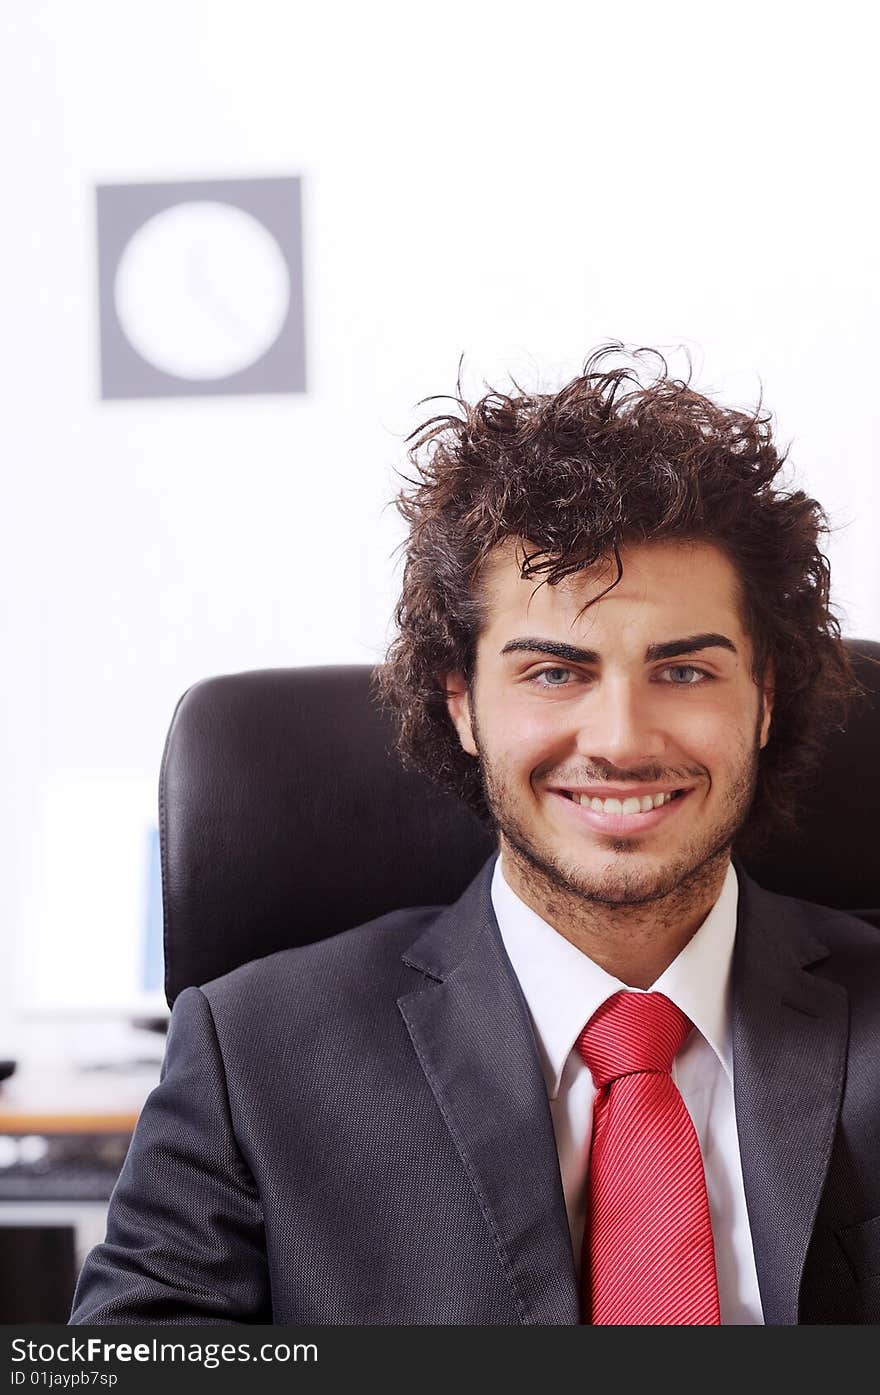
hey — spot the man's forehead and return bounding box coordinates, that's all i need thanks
[476,536,745,633]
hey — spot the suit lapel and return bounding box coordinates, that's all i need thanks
[731,859,849,1325]
[397,858,580,1326]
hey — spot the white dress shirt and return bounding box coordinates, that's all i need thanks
[490,854,764,1325]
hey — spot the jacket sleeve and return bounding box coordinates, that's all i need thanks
[69,985,271,1324]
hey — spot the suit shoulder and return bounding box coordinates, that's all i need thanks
[192,901,445,1017]
[797,896,880,984]
[772,886,877,950]
[738,861,875,943]
[742,872,880,993]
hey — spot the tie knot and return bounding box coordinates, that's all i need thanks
[576,991,692,1088]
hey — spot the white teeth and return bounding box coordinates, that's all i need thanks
[574,791,676,813]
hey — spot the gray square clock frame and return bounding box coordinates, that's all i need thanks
[96,175,306,400]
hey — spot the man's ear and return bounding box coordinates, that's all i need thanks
[443,671,478,757]
[759,659,774,749]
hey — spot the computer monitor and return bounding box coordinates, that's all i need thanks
[19,776,170,1023]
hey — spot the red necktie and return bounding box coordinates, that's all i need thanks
[576,990,721,1325]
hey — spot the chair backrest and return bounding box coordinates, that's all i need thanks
[160,641,880,1005]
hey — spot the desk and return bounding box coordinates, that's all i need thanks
[0,1058,155,1135]
[0,1042,161,1320]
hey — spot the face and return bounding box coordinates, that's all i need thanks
[445,538,774,910]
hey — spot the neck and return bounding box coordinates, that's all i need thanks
[498,842,731,989]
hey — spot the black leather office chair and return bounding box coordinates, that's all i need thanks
[159,641,880,1006]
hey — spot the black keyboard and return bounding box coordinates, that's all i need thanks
[0,1166,121,1201]
[0,1131,131,1201]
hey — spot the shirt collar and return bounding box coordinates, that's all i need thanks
[491,854,738,1098]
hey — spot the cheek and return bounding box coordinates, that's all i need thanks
[491,703,575,773]
[677,709,728,750]
[684,709,755,781]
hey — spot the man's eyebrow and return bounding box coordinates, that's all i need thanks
[499,633,739,664]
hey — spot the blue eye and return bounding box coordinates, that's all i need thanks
[537,667,573,685]
[665,665,710,684]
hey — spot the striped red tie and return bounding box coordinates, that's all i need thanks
[576,990,721,1325]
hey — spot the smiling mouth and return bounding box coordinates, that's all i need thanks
[552,786,695,835]
[560,789,688,814]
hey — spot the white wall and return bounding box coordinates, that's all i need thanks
[2,1,878,1023]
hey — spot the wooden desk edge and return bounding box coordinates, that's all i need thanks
[0,1111,140,1134]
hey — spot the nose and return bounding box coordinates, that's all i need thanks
[572,673,667,771]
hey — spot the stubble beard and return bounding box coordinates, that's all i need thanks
[471,701,765,917]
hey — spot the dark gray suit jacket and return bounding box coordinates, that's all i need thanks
[70,855,880,1325]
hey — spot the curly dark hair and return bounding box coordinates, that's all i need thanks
[375,344,868,859]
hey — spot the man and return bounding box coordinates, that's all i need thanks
[71,346,878,1325]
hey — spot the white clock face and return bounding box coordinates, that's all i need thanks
[113,200,292,380]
